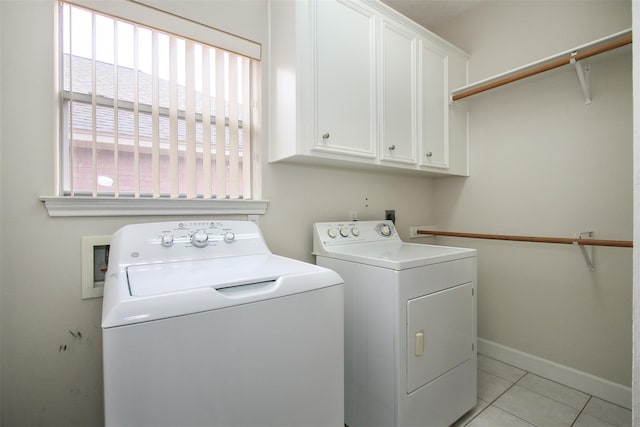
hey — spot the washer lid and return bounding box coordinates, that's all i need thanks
[127,254,315,296]
[102,254,343,328]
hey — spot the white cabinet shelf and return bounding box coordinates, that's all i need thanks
[268,0,470,177]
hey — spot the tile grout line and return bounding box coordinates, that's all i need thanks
[573,396,632,427]
[476,355,631,427]
[492,381,589,427]
[461,378,521,426]
[478,354,528,382]
[569,396,592,427]
[469,369,588,427]
[487,403,538,427]
[480,369,521,405]
[512,378,590,414]
[481,359,595,419]
[488,381,546,427]
[505,372,628,426]
[515,370,595,405]
[477,366,527,385]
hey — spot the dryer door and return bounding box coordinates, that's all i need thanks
[407,282,474,393]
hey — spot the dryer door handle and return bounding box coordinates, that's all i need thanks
[415,330,424,357]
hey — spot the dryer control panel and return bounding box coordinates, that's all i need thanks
[313,220,400,249]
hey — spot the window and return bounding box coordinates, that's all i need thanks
[58,1,258,202]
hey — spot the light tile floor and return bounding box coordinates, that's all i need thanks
[452,354,632,427]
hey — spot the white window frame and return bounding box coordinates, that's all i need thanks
[42,0,267,217]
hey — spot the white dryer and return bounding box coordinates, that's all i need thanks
[102,220,344,427]
[313,220,477,427]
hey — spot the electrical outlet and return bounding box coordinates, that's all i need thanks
[350,211,358,221]
[385,210,396,224]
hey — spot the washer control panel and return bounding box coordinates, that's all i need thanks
[313,220,400,248]
[110,221,269,267]
[154,221,242,249]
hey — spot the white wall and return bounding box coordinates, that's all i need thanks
[430,0,633,392]
[0,1,436,425]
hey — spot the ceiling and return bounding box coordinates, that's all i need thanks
[380,0,485,31]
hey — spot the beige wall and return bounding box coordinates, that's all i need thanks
[0,1,435,425]
[429,0,633,387]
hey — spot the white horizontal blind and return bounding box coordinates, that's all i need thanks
[60,1,254,199]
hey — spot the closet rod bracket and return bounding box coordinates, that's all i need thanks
[574,231,595,271]
[570,53,591,104]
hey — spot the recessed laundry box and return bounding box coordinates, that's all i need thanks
[313,220,477,427]
[102,221,344,427]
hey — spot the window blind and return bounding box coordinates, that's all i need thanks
[60,1,254,199]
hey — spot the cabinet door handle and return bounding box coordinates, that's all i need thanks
[426,152,433,157]
[388,145,396,151]
[322,133,330,139]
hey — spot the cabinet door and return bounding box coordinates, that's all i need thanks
[315,0,377,159]
[420,40,449,169]
[379,20,417,165]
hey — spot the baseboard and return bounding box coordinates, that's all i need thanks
[478,338,631,410]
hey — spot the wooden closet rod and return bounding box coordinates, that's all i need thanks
[452,31,632,101]
[416,229,633,248]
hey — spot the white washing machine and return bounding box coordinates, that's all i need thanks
[102,220,344,427]
[313,220,477,427]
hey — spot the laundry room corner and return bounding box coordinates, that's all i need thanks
[428,0,633,406]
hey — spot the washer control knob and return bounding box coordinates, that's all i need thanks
[327,228,338,239]
[223,231,236,243]
[340,227,350,238]
[161,233,174,247]
[379,224,392,237]
[191,230,209,247]
[351,227,360,237]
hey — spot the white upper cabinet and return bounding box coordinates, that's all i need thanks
[379,19,418,165]
[268,0,469,176]
[315,0,377,159]
[420,40,448,169]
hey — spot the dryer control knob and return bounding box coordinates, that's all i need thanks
[327,228,338,239]
[380,224,392,237]
[191,230,209,247]
[161,233,174,247]
[351,227,360,236]
[339,227,350,238]
[223,231,236,243]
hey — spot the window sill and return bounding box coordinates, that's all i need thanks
[40,196,269,217]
